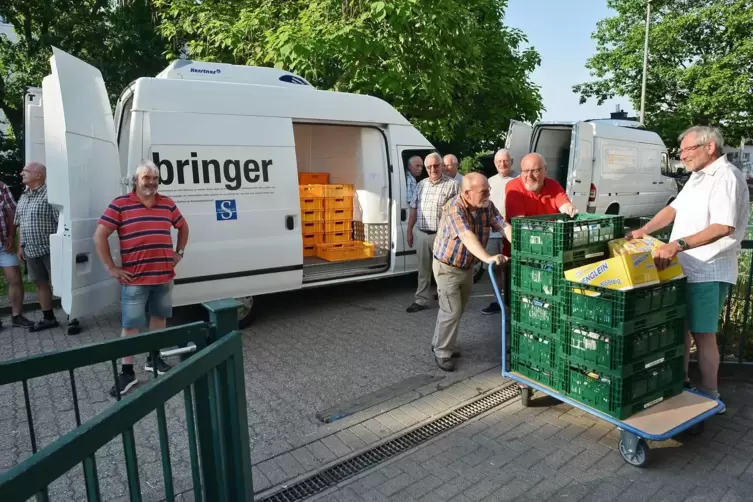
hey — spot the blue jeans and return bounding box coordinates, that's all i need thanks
[121,282,173,329]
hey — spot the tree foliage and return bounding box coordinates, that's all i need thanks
[0,0,166,195]
[154,0,543,157]
[574,0,753,151]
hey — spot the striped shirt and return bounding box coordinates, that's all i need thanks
[99,192,185,285]
[410,175,459,232]
[0,182,17,247]
[433,195,506,269]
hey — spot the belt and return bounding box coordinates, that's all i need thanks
[419,229,436,235]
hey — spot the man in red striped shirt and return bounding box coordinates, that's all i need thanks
[94,159,190,397]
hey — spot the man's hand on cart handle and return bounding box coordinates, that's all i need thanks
[486,254,508,266]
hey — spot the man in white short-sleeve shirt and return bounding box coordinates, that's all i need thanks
[631,125,750,402]
[481,148,518,315]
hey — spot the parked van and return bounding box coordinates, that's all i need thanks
[24,48,437,326]
[504,119,677,217]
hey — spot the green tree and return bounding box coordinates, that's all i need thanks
[154,0,543,158]
[0,0,166,195]
[574,0,753,151]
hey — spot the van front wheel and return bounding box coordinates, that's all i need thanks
[236,296,257,329]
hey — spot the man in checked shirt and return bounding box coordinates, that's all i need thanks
[431,173,511,371]
[406,152,459,313]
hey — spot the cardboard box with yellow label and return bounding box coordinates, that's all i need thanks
[564,252,660,290]
[608,237,684,282]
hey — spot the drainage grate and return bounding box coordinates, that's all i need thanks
[258,383,520,502]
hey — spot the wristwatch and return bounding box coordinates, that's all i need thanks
[676,239,690,251]
[176,249,184,256]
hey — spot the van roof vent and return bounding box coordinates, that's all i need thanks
[155,59,315,89]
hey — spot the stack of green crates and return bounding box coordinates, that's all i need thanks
[638,216,673,242]
[509,213,624,391]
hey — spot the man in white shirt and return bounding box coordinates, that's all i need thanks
[631,126,750,404]
[443,154,464,184]
[481,148,518,315]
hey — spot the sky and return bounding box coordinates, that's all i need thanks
[504,0,635,122]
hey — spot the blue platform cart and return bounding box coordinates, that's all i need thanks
[488,263,725,468]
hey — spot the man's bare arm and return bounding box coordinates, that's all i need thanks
[176,222,189,252]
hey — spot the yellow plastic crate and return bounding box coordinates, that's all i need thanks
[324,220,353,233]
[299,172,329,184]
[324,184,355,198]
[324,231,351,244]
[324,208,354,221]
[299,185,327,198]
[300,197,325,211]
[303,244,317,257]
[301,221,325,234]
[303,233,325,246]
[301,210,324,222]
[325,196,354,211]
[316,242,375,262]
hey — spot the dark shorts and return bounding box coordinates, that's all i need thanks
[26,254,51,283]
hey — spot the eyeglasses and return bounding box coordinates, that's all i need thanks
[521,168,543,175]
[426,164,442,169]
[679,143,707,155]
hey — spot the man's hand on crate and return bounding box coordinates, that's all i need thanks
[559,202,578,218]
[653,242,680,270]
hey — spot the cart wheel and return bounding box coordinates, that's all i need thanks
[520,386,532,407]
[618,437,650,467]
[687,421,705,436]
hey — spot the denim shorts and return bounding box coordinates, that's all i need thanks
[0,249,18,268]
[121,282,174,329]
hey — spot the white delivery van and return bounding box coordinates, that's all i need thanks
[504,119,677,217]
[24,48,438,327]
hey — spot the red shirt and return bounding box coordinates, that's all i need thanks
[503,177,570,256]
[99,192,185,285]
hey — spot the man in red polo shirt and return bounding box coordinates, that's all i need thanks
[483,153,578,315]
[94,159,190,397]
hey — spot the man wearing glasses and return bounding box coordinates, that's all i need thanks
[406,153,459,313]
[631,126,749,407]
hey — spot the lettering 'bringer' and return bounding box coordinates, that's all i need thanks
[153,152,272,190]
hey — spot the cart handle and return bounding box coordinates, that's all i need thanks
[488,263,508,371]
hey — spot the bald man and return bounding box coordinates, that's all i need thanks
[431,172,511,371]
[443,154,463,184]
[15,162,60,331]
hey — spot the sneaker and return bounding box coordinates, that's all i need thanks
[109,372,138,397]
[144,356,172,375]
[11,315,33,328]
[434,356,455,372]
[481,302,502,315]
[406,302,428,313]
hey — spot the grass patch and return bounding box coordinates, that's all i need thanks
[0,271,37,297]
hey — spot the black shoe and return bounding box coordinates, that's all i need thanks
[481,302,502,315]
[435,356,455,372]
[29,318,59,332]
[109,372,138,397]
[11,315,33,328]
[406,302,428,313]
[144,356,172,375]
[431,345,460,358]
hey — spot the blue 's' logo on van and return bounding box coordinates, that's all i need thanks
[279,74,309,85]
[190,67,222,75]
[216,200,237,221]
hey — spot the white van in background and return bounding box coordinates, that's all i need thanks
[24,48,437,327]
[504,119,677,217]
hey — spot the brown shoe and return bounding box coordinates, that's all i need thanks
[435,356,455,372]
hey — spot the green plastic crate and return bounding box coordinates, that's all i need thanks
[511,323,560,371]
[511,256,593,302]
[638,217,673,242]
[511,291,562,334]
[564,277,687,334]
[561,318,685,377]
[511,213,623,262]
[561,356,684,420]
[511,355,561,390]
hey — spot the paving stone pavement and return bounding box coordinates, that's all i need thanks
[0,273,514,500]
[314,379,753,502]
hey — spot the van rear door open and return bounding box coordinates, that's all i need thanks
[504,120,533,174]
[44,48,122,318]
[566,122,595,211]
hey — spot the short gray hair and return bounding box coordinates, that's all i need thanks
[131,159,160,189]
[424,152,442,166]
[494,149,511,160]
[679,126,724,156]
[443,154,459,166]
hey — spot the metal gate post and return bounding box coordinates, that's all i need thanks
[203,299,244,340]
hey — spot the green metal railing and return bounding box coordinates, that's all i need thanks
[0,299,253,502]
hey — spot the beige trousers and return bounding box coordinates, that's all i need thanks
[414,228,436,306]
[432,259,474,359]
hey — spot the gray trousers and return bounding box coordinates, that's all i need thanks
[414,228,436,306]
[432,260,474,359]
